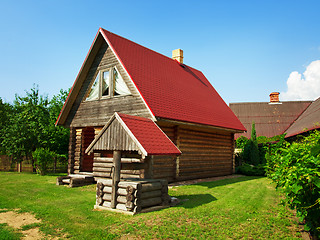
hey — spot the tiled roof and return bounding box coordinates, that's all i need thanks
[285,97,320,138]
[117,113,181,155]
[100,28,245,132]
[86,113,181,156]
[229,101,312,139]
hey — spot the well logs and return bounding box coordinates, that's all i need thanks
[95,179,170,214]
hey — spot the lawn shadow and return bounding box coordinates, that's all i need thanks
[194,176,264,189]
[170,176,264,209]
[172,194,217,208]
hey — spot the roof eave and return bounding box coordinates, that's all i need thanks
[156,117,246,133]
[56,29,104,126]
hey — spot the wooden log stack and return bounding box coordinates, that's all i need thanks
[56,174,95,187]
[93,154,145,179]
[95,179,170,214]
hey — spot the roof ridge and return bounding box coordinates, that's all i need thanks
[230,100,313,105]
[100,28,202,73]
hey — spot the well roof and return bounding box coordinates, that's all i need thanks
[86,112,181,156]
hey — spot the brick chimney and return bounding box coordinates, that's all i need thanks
[269,92,280,103]
[172,49,183,64]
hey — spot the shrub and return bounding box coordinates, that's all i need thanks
[237,163,265,176]
[239,122,261,166]
[32,148,55,175]
[268,130,320,236]
[241,140,260,165]
[236,136,249,149]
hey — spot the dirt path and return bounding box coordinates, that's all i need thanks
[0,209,46,239]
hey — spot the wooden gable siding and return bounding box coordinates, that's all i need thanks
[66,42,152,128]
[153,122,234,182]
[91,119,140,152]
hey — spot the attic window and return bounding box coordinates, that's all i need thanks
[102,71,110,96]
[86,73,100,101]
[86,67,130,101]
[114,68,130,95]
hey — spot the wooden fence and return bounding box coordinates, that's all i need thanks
[0,155,67,173]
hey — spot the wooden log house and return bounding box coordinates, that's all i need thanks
[56,28,246,183]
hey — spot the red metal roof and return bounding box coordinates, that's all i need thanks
[285,97,320,138]
[117,113,181,155]
[100,28,245,132]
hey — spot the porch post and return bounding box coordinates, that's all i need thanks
[111,150,121,209]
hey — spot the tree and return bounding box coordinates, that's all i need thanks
[1,86,69,173]
[251,121,257,142]
[0,98,13,154]
[241,122,260,166]
[45,89,69,171]
[2,86,50,163]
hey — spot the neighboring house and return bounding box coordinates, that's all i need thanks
[56,28,245,182]
[229,92,320,140]
[285,96,320,139]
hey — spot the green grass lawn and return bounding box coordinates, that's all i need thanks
[0,223,23,240]
[0,172,301,239]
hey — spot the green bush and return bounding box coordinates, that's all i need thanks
[268,130,320,236]
[32,148,55,175]
[236,136,249,149]
[237,163,265,176]
[238,122,261,166]
[241,140,260,165]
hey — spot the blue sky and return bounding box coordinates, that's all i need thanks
[1,0,320,104]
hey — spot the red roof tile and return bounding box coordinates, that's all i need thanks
[100,29,245,132]
[117,113,181,155]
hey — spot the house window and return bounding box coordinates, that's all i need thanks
[86,67,130,101]
[86,73,100,101]
[102,71,110,96]
[113,68,130,96]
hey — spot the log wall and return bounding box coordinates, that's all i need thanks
[154,122,234,182]
[152,125,176,182]
[177,127,233,180]
[74,129,83,174]
[68,128,76,174]
[70,122,234,180]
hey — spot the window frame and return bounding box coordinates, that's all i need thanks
[86,66,130,101]
[100,68,111,99]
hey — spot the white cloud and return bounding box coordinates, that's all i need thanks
[281,60,320,101]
